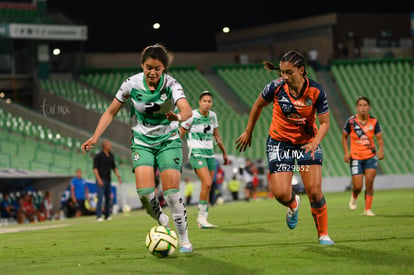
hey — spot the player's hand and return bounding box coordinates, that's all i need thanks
[81,137,97,154]
[301,142,318,160]
[377,151,384,160]
[165,111,180,121]
[223,154,229,165]
[235,131,252,152]
[343,153,351,163]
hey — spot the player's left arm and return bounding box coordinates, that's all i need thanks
[166,97,192,122]
[376,132,384,160]
[213,128,228,165]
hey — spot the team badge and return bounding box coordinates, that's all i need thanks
[305,98,313,106]
[133,152,141,161]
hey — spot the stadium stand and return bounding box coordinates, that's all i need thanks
[39,79,130,123]
[0,106,135,183]
[331,58,414,175]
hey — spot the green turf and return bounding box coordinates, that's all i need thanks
[1,189,413,274]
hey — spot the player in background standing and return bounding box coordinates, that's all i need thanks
[180,91,228,229]
[341,96,384,216]
[235,50,334,245]
[81,43,193,253]
[93,140,122,221]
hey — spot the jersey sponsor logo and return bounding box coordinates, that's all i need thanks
[203,125,211,133]
[287,113,307,124]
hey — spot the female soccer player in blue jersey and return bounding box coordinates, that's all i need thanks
[82,43,193,253]
[236,50,334,245]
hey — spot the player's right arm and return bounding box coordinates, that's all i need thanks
[341,131,351,163]
[235,95,269,152]
[82,98,123,153]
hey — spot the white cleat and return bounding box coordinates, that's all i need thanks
[349,196,357,210]
[363,209,376,216]
[197,217,217,229]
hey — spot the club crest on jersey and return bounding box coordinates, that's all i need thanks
[133,152,141,161]
[305,98,313,106]
[160,93,167,101]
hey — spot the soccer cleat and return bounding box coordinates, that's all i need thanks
[363,209,376,216]
[97,217,104,222]
[319,235,335,245]
[349,196,357,210]
[179,241,193,253]
[197,217,217,229]
[106,216,112,221]
[286,195,300,229]
[159,214,169,227]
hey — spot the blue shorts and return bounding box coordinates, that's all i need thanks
[350,156,378,176]
[266,136,323,174]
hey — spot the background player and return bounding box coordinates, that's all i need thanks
[180,91,228,228]
[341,96,384,216]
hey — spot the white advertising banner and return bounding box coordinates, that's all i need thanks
[8,23,87,40]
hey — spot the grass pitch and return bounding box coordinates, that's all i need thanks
[1,188,413,274]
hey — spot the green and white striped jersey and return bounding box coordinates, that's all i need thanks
[181,109,219,158]
[115,72,186,147]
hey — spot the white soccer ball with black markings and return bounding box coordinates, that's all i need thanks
[145,225,178,258]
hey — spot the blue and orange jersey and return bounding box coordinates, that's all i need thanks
[261,77,329,145]
[343,114,381,160]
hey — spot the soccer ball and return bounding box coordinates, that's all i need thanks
[145,225,178,258]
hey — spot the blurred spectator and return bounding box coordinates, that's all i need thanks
[184,178,194,205]
[19,193,38,223]
[241,158,255,201]
[60,186,76,218]
[252,167,259,200]
[210,162,225,205]
[1,193,20,223]
[71,168,90,217]
[40,190,55,221]
[228,175,241,201]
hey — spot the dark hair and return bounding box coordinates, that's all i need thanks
[199,90,213,100]
[263,50,307,76]
[141,43,170,70]
[356,96,370,106]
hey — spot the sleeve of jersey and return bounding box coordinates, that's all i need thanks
[261,80,279,102]
[374,119,382,134]
[172,81,186,104]
[343,118,351,134]
[181,116,194,130]
[212,112,219,128]
[315,89,329,115]
[115,78,132,103]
